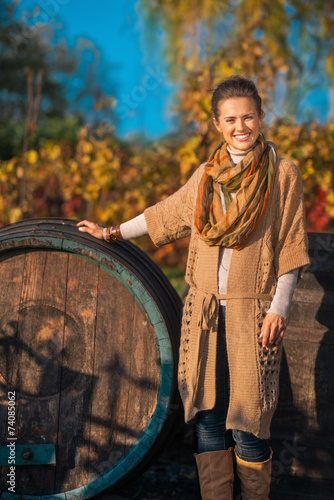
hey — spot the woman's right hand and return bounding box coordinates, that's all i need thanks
[77,220,104,240]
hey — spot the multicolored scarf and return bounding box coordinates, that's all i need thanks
[195,134,276,250]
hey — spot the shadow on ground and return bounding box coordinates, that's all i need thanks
[97,418,334,500]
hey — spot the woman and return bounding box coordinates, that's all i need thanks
[78,75,310,499]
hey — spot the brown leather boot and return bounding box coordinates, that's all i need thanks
[235,449,272,500]
[195,448,234,500]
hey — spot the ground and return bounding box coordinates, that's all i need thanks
[96,421,334,500]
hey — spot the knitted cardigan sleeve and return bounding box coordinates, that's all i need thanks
[144,164,204,247]
[274,159,310,279]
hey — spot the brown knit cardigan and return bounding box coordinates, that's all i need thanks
[144,156,310,439]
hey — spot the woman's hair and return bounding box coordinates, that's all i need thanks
[211,75,263,120]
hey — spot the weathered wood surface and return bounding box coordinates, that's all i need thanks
[0,219,182,498]
[1,223,333,496]
[272,232,334,481]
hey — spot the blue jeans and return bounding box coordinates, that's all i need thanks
[195,306,270,462]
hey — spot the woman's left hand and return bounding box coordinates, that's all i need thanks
[260,313,287,349]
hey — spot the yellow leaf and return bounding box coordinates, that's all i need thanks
[327,192,334,205]
[7,159,16,172]
[82,141,93,154]
[9,207,22,223]
[27,150,38,164]
[81,155,91,165]
[70,160,78,173]
[49,145,61,160]
[16,166,24,179]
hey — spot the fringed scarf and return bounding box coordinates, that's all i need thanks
[195,134,276,250]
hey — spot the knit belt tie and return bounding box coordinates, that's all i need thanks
[191,291,273,406]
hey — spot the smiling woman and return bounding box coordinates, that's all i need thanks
[78,75,310,500]
[211,77,264,153]
[213,97,263,152]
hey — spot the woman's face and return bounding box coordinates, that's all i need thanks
[213,97,263,153]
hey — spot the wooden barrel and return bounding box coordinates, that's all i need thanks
[0,218,182,499]
[271,232,334,486]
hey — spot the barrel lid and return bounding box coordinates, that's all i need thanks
[0,218,182,498]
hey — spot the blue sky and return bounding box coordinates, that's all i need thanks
[15,0,332,136]
[17,0,178,139]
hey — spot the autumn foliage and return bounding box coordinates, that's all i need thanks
[1,0,334,271]
[1,117,333,270]
[267,121,334,233]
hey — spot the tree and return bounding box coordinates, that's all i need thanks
[140,0,334,128]
[0,0,75,120]
[137,0,334,234]
[0,0,117,159]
